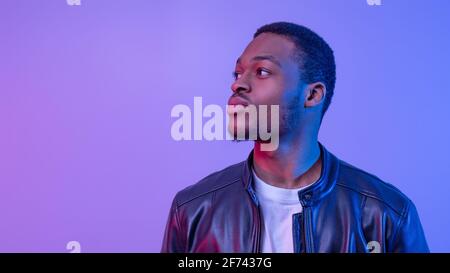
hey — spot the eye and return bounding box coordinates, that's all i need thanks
[232,71,242,80]
[256,68,271,77]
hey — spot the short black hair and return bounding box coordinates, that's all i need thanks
[254,22,336,117]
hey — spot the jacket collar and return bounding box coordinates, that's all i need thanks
[242,142,340,207]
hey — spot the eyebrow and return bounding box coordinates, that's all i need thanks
[236,55,282,68]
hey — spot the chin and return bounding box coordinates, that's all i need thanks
[227,118,258,140]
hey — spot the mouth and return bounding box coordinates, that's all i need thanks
[227,96,249,107]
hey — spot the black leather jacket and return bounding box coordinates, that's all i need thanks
[161,144,429,253]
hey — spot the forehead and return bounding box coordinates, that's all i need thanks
[238,32,297,65]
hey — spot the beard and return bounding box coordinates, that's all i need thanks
[226,97,301,143]
[280,92,302,136]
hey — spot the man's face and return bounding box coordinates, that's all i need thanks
[228,32,305,139]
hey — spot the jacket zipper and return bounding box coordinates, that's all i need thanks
[249,188,261,253]
[292,213,302,253]
[303,206,314,253]
[255,206,261,253]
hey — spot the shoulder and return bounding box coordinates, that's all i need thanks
[173,160,246,208]
[336,160,412,217]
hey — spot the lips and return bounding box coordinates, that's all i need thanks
[228,96,249,107]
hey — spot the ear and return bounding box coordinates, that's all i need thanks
[304,82,326,109]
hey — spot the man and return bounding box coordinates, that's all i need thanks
[161,22,429,253]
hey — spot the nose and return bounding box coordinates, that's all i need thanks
[231,77,250,94]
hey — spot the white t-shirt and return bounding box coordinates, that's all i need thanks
[252,168,314,253]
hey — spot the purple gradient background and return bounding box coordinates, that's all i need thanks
[1,0,449,252]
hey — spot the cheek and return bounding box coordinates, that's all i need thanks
[281,88,303,119]
[251,79,285,106]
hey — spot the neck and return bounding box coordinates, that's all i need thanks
[253,132,322,189]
